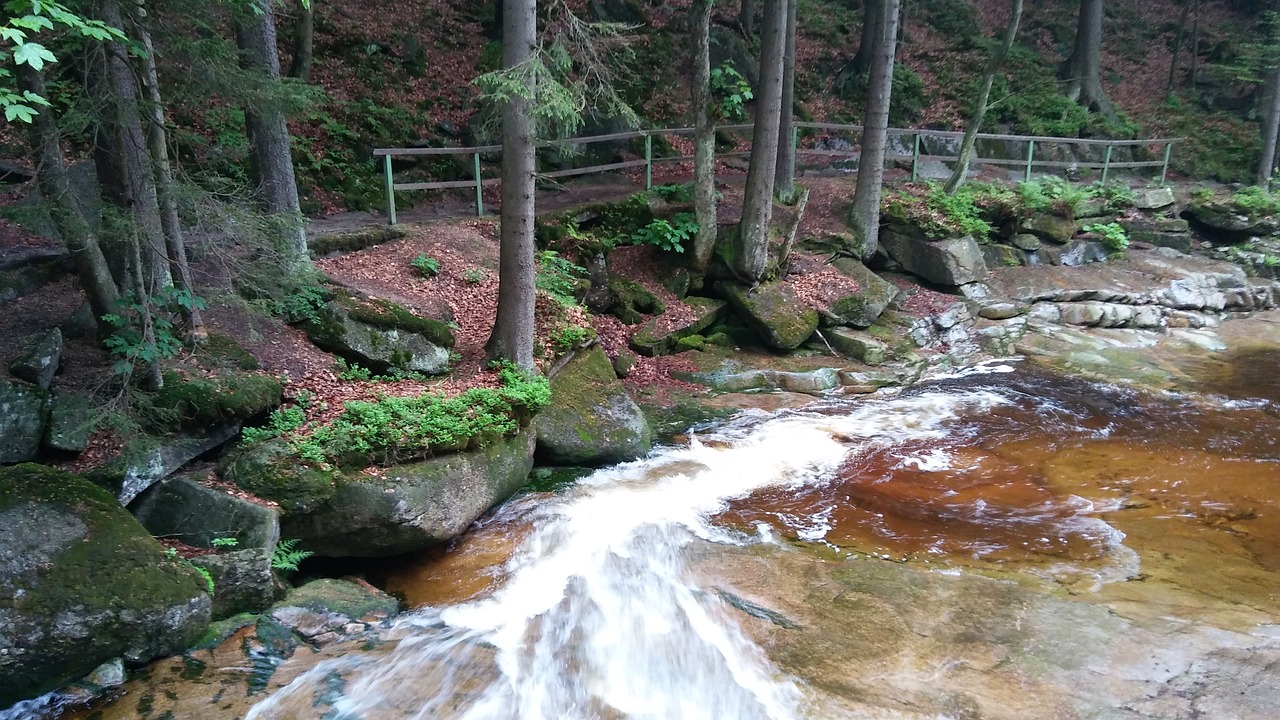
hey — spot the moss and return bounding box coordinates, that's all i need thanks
[608,276,664,324]
[144,371,283,428]
[308,225,410,257]
[194,332,260,371]
[536,193,656,250]
[192,613,259,650]
[272,578,398,621]
[675,334,707,352]
[332,291,455,348]
[220,439,342,515]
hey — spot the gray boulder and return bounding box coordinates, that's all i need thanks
[825,328,890,365]
[282,431,536,557]
[190,549,276,620]
[1019,212,1078,244]
[717,281,819,350]
[536,346,651,465]
[0,464,210,708]
[303,293,454,375]
[8,328,61,390]
[826,258,900,328]
[132,473,280,550]
[43,392,92,454]
[88,424,241,505]
[1132,186,1175,210]
[881,228,988,286]
[629,297,726,356]
[0,379,46,464]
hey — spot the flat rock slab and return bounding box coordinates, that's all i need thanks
[717,281,819,350]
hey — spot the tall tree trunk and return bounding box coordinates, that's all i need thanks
[17,63,120,334]
[236,0,310,277]
[945,0,1023,195]
[1166,0,1190,101]
[690,0,718,283]
[131,0,205,341]
[851,0,884,75]
[848,0,901,260]
[289,0,314,82]
[734,0,787,283]
[774,0,798,199]
[101,0,172,297]
[1058,0,1112,115]
[485,0,537,370]
[740,0,755,37]
[1189,0,1200,91]
[1258,60,1280,187]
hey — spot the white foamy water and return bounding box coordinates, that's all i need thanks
[244,390,1021,720]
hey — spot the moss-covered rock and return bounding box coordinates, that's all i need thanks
[0,378,46,464]
[42,392,92,454]
[219,439,343,515]
[629,297,727,356]
[270,578,398,621]
[827,258,900,328]
[608,276,664,324]
[535,346,652,466]
[280,431,535,556]
[716,281,819,351]
[0,464,210,708]
[302,292,454,375]
[145,370,282,429]
[1019,212,1079,244]
[132,473,280,551]
[87,424,242,505]
[8,328,61,390]
[308,225,411,257]
[880,227,988,287]
[536,193,656,252]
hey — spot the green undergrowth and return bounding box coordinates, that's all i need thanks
[243,364,550,468]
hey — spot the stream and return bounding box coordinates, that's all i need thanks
[60,357,1280,719]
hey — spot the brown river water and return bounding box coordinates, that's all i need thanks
[48,353,1280,719]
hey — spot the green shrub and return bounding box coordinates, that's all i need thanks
[1089,181,1136,213]
[536,250,589,307]
[271,539,313,572]
[631,213,698,253]
[412,254,440,277]
[242,405,308,444]
[710,63,753,121]
[1083,222,1129,254]
[463,268,489,283]
[652,183,694,203]
[1230,186,1280,217]
[550,325,593,353]
[1018,176,1090,216]
[883,181,997,239]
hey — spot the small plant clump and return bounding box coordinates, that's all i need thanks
[1083,222,1130,254]
[536,250,589,307]
[463,268,489,284]
[631,213,698,253]
[1229,186,1280,217]
[652,183,694,203]
[412,254,440,278]
[271,539,313,572]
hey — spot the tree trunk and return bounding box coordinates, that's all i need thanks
[848,0,901,260]
[1058,0,1112,115]
[851,0,884,75]
[1166,0,1190,100]
[485,0,537,370]
[945,0,1023,195]
[131,0,205,341]
[740,0,755,37]
[735,0,787,283]
[236,0,310,276]
[17,63,120,334]
[774,0,798,199]
[101,0,171,297]
[1189,0,1200,91]
[1257,60,1280,187]
[690,0,718,283]
[289,0,314,82]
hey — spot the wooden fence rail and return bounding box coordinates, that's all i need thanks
[373,123,1183,224]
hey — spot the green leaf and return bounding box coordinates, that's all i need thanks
[0,27,26,43]
[10,15,53,31]
[13,42,56,71]
[21,89,49,106]
[4,104,35,123]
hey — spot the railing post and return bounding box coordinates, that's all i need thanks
[790,126,798,189]
[1160,142,1173,186]
[473,152,484,217]
[911,133,921,182]
[1101,144,1113,185]
[644,134,653,190]
[383,154,396,226]
[1024,139,1035,182]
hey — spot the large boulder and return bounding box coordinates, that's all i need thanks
[1184,201,1280,239]
[42,392,91,454]
[717,281,820,350]
[281,431,536,557]
[881,228,988,286]
[535,346,652,465]
[302,293,454,375]
[8,328,61,390]
[88,424,241,505]
[1018,212,1079,244]
[629,297,727,356]
[190,549,276,620]
[220,439,344,515]
[132,473,281,550]
[0,379,46,465]
[826,258,900,328]
[0,464,210,707]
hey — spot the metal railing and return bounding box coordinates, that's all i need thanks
[373,123,1182,223]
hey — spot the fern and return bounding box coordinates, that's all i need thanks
[271,539,314,572]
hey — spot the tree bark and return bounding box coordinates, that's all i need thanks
[849,0,901,260]
[1189,0,1200,91]
[774,0,798,199]
[101,0,172,297]
[851,0,884,76]
[740,0,755,37]
[690,0,718,283]
[17,63,120,334]
[289,0,314,82]
[1257,60,1280,187]
[1058,0,1112,115]
[236,0,310,276]
[1166,0,1190,101]
[945,0,1023,195]
[485,0,537,370]
[735,0,787,283]
[131,0,205,341]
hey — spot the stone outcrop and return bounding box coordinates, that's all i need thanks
[0,464,210,707]
[8,328,61,390]
[536,346,652,465]
[190,549,276,620]
[880,228,988,286]
[0,379,45,464]
[302,292,454,375]
[717,281,819,350]
[280,431,536,557]
[629,297,726,356]
[88,424,242,505]
[825,258,900,328]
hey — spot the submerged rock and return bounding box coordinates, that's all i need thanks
[281,431,536,557]
[0,464,210,707]
[536,346,651,465]
[717,281,819,350]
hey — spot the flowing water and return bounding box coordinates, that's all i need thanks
[53,358,1280,719]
